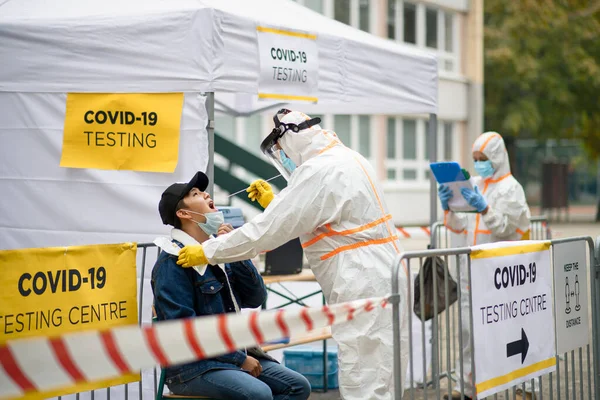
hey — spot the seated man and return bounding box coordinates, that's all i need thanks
[152,171,311,400]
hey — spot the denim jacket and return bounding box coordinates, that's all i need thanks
[151,230,268,385]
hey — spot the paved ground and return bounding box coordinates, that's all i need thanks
[308,218,600,399]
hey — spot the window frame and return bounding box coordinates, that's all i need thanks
[390,0,460,75]
[384,117,456,184]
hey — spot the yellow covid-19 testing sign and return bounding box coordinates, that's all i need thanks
[0,243,140,399]
[60,93,184,172]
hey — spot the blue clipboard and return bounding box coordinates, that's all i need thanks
[429,162,477,213]
[429,162,467,184]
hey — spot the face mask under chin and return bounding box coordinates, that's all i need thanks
[184,210,224,236]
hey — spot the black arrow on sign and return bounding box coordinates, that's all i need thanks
[506,328,529,364]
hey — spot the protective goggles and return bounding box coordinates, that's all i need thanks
[259,109,321,180]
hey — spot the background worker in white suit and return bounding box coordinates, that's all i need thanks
[177,109,410,400]
[438,131,533,400]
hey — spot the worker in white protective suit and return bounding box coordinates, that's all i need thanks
[177,109,410,400]
[438,132,533,400]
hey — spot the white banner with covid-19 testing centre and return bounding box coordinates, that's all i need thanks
[470,241,556,398]
[469,239,593,397]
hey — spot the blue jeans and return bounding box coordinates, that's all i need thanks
[167,359,311,400]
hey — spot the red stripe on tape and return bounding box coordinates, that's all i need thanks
[396,227,410,238]
[364,300,374,312]
[0,345,35,392]
[143,326,169,366]
[420,227,431,236]
[344,304,355,321]
[183,320,206,359]
[381,298,389,308]
[218,314,236,352]
[300,308,314,331]
[322,306,335,325]
[100,331,131,374]
[49,338,85,383]
[249,312,265,345]
[275,310,290,338]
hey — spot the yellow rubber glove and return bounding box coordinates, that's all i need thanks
[177,245,208,267]
[246,179,274,209]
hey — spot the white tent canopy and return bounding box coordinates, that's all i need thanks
[0,2,439,398]
[0,0,439,251]
[0,0,438,114]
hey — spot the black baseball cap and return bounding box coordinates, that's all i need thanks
[158,171,209,226]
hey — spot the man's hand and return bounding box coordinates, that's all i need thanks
[177,245,208,267]
[217,223,234,237]
[241,355,262,377]
[247,179,274,209]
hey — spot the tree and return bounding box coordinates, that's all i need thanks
[484,1,600,219]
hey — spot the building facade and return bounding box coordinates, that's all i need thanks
[215,0,483,225]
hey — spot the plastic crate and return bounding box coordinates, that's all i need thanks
[283,345,338,390]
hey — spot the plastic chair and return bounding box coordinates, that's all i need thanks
[152,305,216,400]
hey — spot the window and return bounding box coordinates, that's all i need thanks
[386,118,451,183]
[245,114,263,155]
[390,2,459,73]
[387,0,396,39]
[386,117,422,182]
[403,2,417,44]
[334,115,351,145]
[359,0,369,32]
[443,123,453,160]
[334,0,351,25]
[424,120,430,160]
[358,116,371,157]
[304,0,323,13]
[403,120,417,160]
[425,8,438,49]
[403,170,417,180]
[444,12,454,52]
[331,0,370,32]
[215,115,235,140]
[387,118,396,159]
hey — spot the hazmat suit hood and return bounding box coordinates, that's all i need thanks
[472,131,511,179]
[277,111,340,166]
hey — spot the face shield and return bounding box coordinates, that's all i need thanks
[260,109,321,180]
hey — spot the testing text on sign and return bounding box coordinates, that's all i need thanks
[470,241,555,398]
[0,242,140,399]
[60,93,184,172]
[257,26,319,103]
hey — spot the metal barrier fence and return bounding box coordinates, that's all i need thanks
[391,235,598,400]
[57,216,552,399]
[420,216,551,392]
[431,215,551,249]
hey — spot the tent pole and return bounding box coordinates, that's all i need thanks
[427,112,439,393]
[428,113,438,247]
[207,92,215,197]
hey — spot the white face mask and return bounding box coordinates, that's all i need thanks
[184,210,224,236]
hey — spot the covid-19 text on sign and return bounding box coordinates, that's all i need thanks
[470,241,555,398]
[0,242,140,398]
[60,93,184,172]
[257,26,319,103]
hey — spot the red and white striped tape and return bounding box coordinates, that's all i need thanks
[396,226,431,239]
[396,223,551,240]
[0,297,388,400]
